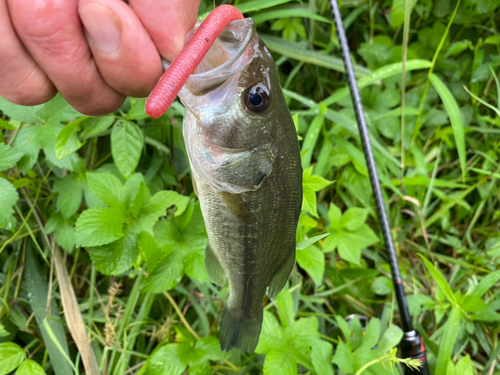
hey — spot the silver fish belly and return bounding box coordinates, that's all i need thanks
[178,18,302,354]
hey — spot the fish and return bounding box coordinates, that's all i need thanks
[177,18,302,354]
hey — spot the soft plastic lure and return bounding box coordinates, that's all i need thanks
[145,5,244,117]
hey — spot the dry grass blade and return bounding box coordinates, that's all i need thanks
[54,245,100,375]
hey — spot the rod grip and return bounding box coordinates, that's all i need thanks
[401,330,431,375]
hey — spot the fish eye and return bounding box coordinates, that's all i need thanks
[244,84,270,113]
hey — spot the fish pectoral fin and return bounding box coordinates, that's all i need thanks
[217,191,248,218]
[192,176,199,198]
[205,243,227,286]
[267,247,296,298]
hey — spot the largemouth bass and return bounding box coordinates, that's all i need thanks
[177,18,302,353]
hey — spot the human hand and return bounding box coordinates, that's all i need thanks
[0,0,202,115]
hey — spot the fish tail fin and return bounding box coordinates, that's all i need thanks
[219,307,263,354]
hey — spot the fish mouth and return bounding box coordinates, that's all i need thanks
[163,18,256,95]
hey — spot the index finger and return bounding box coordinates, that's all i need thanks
[129,0,202,62]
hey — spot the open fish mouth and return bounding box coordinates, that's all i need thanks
[162,18,256,96]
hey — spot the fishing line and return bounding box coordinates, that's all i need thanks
[328,1,430,373]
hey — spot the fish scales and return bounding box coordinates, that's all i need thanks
[179,18,302,354]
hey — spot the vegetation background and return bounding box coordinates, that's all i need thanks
[1,0,500,374]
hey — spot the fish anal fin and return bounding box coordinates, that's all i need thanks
[205,243,226,286]
[268,248,295,298]
[218,191,248,218]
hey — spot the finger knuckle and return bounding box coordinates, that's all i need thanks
[0,65,56,106]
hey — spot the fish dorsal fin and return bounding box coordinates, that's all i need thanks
[267,246,295,298]
[205,243,226,286]
[218,191,249,218]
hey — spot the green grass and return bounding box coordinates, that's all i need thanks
[1,0,500,374]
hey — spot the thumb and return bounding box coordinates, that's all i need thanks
[129,0,202,61]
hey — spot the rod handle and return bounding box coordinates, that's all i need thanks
[401,330,431,375]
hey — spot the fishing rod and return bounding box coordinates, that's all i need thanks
[328,1,430,373]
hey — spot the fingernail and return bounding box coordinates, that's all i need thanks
[79,4,121,54]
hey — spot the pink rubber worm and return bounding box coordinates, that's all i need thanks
[145,5,244,118]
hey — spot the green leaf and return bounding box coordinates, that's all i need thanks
[391,176,467,189]
[0,342,25,375]
[436,307,461,375]
[296,233,330,250]
[39,121,86,172]
[261,35,370,77]
[470,270,500,298]
[183,252,210,283]
[445,40,472,57]
[16,359,47,375]
[0,144,23,171]
[87,232,138,275]
[0,324,9,338]
[263,349,297,375]
[340,207,368,231]
[327,204,342,229]
[311,339,333,375]
[454,355,474,375]
[145,344,187,375]
[142,250,183,293]
[136,191,190,234]
[53,173,86,219]
[86,172,124,207]
[188,361,210,375]
[255,312,285,353]
[359,318,381,351]
[0,178,19,230]
[37,93,82,122]
[296,245,324,286]
[293,316,319,345]
[236,0,296,13]
[253,7,331,24]
[302,183,319,217]
[305,173,334,192]
[126,98,149,120]
[377,324,403,352]
[44,213,75,253]
[12,125,41,174]
[0,117,19,130]
[0,97,43,123]
[302,167,334,217]
[276,288,295,326]
[459,295,488,313]
[334,225,379,265]
[418,255,457,306]
[138,231,166,272]
[428,74,465,180]
[321,59,432,107]
[301,114,324,169]
[111,120,144,178]
[75,207,128,247]
[55,117,86,159]
[80,115,115,138]
[194,336,225,362]
[332,340,355,374]
[124,173,150,218]
[391,0,417,28]
[371,276,393,295]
